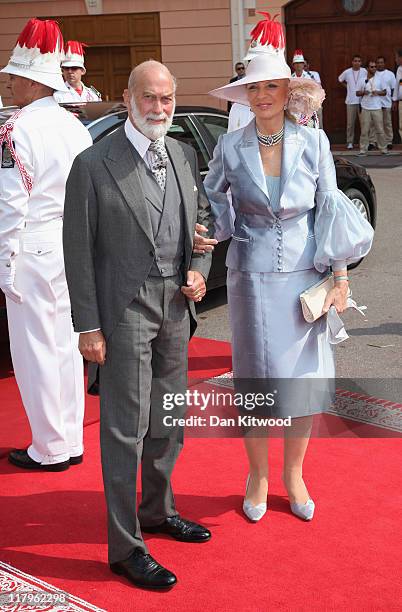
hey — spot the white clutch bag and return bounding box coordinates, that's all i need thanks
[300,274,334,323]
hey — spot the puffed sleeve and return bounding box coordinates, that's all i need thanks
[313,129,374,273]
[203,134,234,242]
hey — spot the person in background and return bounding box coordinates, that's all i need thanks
[370,56,396,149]
[304,58,321,84]
[291,50,314,80]
[338,55,367,149]
[0,19,92,472]
[356,60,388,155]
[227,61,246,112]
[54,41,101,103]
[392,49,402,143]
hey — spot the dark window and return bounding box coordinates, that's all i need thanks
[197,114,228,145]
[168,116,209,173]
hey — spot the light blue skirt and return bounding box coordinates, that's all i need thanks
[227,268,335,416]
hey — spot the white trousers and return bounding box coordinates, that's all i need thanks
[6,219,85,464]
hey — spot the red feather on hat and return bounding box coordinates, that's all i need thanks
[294,49,304,55]
[249,11,285,50]
[17,18,63,53]
[65,40,88,55]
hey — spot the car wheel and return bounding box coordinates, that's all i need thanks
[344,187,371,224]
[344,187,372,269]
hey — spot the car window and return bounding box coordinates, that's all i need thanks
[196,114,228,145]
[168,116,209,173]
[90,112,127,143]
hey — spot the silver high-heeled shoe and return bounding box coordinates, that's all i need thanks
[290,498,315,521]
[242,474,267,522]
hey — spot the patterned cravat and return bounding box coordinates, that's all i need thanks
[148,138,168,191]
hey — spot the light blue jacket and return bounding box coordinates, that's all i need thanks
[204,118,374,273]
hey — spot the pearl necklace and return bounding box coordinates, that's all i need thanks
[256,124,284,147]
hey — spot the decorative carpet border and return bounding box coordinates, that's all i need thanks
[205,372,402,433]
[0,561,105,612]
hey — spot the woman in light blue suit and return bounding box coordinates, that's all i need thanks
[201,15,374,522]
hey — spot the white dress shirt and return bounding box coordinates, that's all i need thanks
[357,73,387,110]
[124,117,163,169]
[338,67,368,104]
[392,66,402,101]
[376,69,396,108]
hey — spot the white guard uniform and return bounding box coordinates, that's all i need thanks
[291,70,316,80]
[0,97,92,465]
[54,82,101,103]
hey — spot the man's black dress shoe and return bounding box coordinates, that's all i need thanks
[142,515,211,543]
[110,549,177,590]
[8,449,70,472]
[69,454,83,465]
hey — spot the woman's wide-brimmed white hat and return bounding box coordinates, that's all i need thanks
[208,12,325,117]
[1,18,68,92]
[62,40,86,69]
[209,54,292,105]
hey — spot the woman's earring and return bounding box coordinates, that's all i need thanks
[284,104,288,110]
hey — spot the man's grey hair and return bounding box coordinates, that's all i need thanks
[128,60,177,93]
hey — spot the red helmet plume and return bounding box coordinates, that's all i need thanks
[16,18,63,53]
[249,11,285,50]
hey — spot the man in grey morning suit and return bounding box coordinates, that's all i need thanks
[63,60,213,590]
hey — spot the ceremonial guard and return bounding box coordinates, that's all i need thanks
[0,19,92,471]
[291,50,316,80]
[54,40,101,103]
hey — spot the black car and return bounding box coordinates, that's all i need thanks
[86,105,377,289]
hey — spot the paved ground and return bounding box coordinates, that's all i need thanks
[195,158,402,398]
[332,148,402,169]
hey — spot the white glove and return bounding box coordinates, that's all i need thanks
[0,261,23,304]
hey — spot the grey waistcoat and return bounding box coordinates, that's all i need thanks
[137,156,185,277]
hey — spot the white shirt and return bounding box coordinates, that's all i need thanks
[0,97,92,264]
[376,69,396,107]
[357,73,387,111]
[124,118,163,169]
[392,66,402,101]
[338,67,368,104]
[54,82,101,103]
[227,103,254,133]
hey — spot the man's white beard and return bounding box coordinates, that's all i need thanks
[129,95,174,140]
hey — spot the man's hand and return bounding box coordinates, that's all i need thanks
[181,270,206,302]
[79,330,106,365]
[193,223,218,254]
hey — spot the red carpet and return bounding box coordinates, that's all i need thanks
[1,422,401,611]
[0,337,232,457]
[1,338,401,610]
